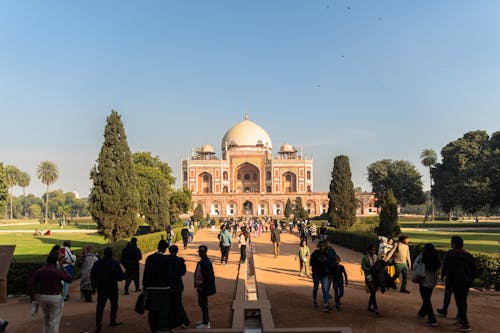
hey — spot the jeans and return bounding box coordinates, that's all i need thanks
[332,279,344,307]
[454,285,470,325]
[312,274,330,306]
[418,285,437,323]
[62,265,74,299]
[441,282,453,313]
[221,246,230,264]
[96,289,118,327]
[197,289,209,325]
[394,263,409,290]
[36,294,64,333]
[124,269,139,292]
[240,245,247,263]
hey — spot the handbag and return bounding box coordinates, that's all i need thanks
[134,292,146,315]
[412,256,426,283]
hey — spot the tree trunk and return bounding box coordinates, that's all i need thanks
[429,170,435,222]
[448,209,452,221]
[44,185,49,224]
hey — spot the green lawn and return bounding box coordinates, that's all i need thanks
[405,229,500,253]
[0,232,107,261]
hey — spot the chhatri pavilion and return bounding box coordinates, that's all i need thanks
[182,115,376,218]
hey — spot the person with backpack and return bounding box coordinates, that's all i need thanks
[443,236,477,332]
[310,241,331,312]
[60,240,76,301]
[181,225,189,249]
[386,234,412,293]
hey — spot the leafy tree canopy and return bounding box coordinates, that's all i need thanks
[367,159,425,206]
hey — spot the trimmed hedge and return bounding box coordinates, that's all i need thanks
[327,228,500,290]
[7,226,186,295]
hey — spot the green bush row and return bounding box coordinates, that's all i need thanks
[7,226,186,295]
[327,228,500,290]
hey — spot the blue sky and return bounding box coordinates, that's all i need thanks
[1,1,499,197]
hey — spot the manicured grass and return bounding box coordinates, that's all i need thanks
[0,221,98,230]
[405,229,500,253]
[0,232,107,261]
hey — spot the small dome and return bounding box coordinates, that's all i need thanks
[201,144,215,153]
[279,143,296,153]
[222,116,272,151]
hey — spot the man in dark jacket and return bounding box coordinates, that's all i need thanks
[309,241,331,312]
[167,245,190,330]
[120,237,142,295]
[271,223,281,257]
[194,245,216,329]
[91,247,124,333]
[143,239,172,333]
[443,236,477,332]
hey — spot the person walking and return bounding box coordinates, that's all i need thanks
[414,243,441,327]
[188,222,195,243]
[437,237,460,318]
[295,240,310,277]
[79,245,99,302]
[238,226,249,263]
[166,245,190,330]
[29,253,71,333]
[120,237,142,295]
[60,240,76,301]
[142,240,172,333]
[91,247,124,333]
[386,234,412,293]
[331,256,348,310]
[166,225,175,247]
[271,223,281,257]
[443,236,477,332]
[310,241,331,312]
[194,245,216,329]
[181,225,190,249]
[219,224,232,265]
[361,244,379,316]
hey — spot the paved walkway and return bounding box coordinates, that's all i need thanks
[1,228,499,333]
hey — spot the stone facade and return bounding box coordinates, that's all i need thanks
[182,115,377,217]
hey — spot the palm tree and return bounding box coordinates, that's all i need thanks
[17,171,31,217]
[420,148,438,222]
[5,165,20,219]
[37,161,59,223]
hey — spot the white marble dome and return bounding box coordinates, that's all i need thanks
[279,143,295,153]
[222,116,272,150]
[201,144,215,153]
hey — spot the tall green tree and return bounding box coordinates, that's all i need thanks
[420,148,438,222]
[0,163,7,218]
[294,196,309,220]
[144,179,170,231]
[17,171,31,217]
[367,159,425,206]
[192,203,204,222]
[376,188,400,238]
[132,152,175,227]
[284,198,292,219]
[432,130,493,217]
[5,165,20,219]
[36,160,58,223]
[327,155,357,230]
[89,110,140,241]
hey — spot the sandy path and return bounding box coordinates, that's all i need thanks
[1,228,499,333]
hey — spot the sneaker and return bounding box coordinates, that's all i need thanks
[110,321,122,327]
[436,308,447,317]
[196,322,211,329]
[426,321,439,327]
[456,323,472,332]
[417,315,425,320]
[400,289,410,294]
[323,305,332,313]
[313,300,317,307]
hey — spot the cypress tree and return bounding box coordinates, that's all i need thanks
[192,203,204,222]
[144,179,170,232]
[327,155,357,229]
[295,196,309,220]
[284,198,292,219]
[377,188,400,238]
[89,110,140,241]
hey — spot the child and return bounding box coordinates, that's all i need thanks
[331,256,348,310]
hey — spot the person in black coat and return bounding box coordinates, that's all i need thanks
[143,240,172,333]
[194,245,216,329]
[91,247,124,333]
[166,245,190,330]
[120,237,142,295]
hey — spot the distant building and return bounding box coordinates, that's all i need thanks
[182,115,377,217]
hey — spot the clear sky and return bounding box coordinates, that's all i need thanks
[1,1,499,198]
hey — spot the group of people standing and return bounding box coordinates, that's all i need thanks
[361,235,477,332]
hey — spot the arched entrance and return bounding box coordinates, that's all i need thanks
[243,200,253,215]
[235,162,260,193]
